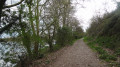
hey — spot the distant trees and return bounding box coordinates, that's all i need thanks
[69,17,84,39]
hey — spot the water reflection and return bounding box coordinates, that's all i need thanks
[0,41,26,67]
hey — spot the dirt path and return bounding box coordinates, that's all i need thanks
[47,39,107,67]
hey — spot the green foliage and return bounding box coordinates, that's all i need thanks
[40,46,49,54]
[99,54,117,61]
[21,30,32,57]
[0,0,83,66]
[56,26,73,46]
[115,48,120,56]
[84,37,94,42]
[95,46,107,54]
[87,3,120,38]
[73,27,84,39]
[53,44,62,51]
[95,37,115,49]
[84,37,117,62]
[99,54,108,60]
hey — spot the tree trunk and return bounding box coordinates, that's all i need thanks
[34,42,39,58]
[0,0,6,20]
[49,41,53,52]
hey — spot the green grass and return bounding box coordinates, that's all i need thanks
[53,44,62,51]
[115,48,120,56]
[40,46,49,54]
[95,46,107,54]
[99,54,117,62]
[84,36,93,42]
[40,39,79,54]
[95,37,115,49]
[83,36,117,62]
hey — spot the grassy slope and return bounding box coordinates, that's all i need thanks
[84,36,120,67]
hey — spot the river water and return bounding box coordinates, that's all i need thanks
[0,41,26,67]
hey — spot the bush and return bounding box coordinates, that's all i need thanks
[84,37,117,62]
[99,54,117,61]
[115,48,120,56]
[95,46,106,54]
[108,55,117,61]
[99,54,108,60]
[53,44,62,51]
[84,37,94,42]
[73,27,84,39]
[56,26,73,46]
[96,37,116,49]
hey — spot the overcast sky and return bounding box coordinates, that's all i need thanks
[73,0,118,32]
[6,0,119,32]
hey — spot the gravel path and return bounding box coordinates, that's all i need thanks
[47,39,107,67]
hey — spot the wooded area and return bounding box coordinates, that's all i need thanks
[0,0,84,67]
[1,0,120,67]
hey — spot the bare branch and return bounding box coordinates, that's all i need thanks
[3,0,24,9]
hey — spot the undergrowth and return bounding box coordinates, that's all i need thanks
[40,38,79,56]
[84,37,119,67]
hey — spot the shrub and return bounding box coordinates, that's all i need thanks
[99,54,108,60]
[99,54,117,61]
[56,26,73,46]
[108,55,117,61]
[115,48,120,56]
[95,46,106,54]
